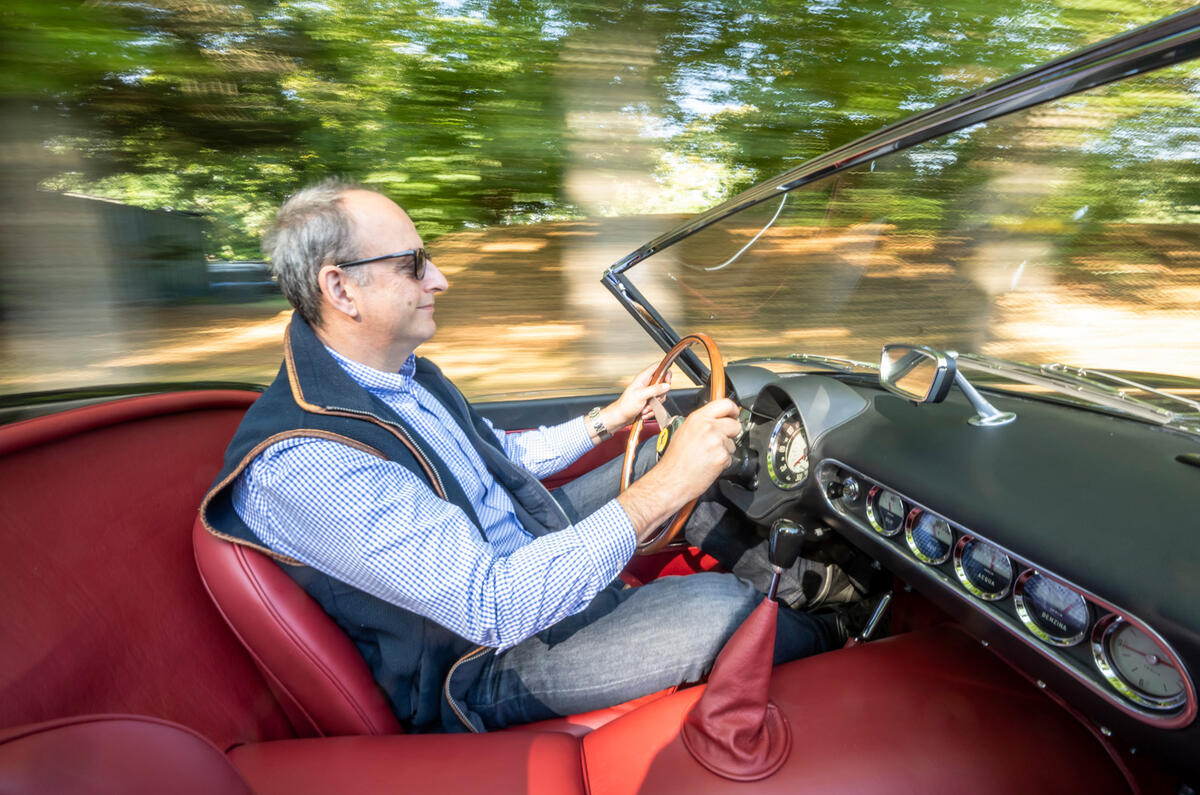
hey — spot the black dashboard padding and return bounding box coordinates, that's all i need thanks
[724,364,779,405]
[773,374,869,445]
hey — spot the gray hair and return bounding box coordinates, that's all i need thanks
[263,177,371,326]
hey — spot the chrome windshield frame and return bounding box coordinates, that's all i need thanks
[600,6,1200,383]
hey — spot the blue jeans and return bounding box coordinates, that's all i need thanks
[464,440,831,729]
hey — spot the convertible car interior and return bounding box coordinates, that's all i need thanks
[3,8,1200,795]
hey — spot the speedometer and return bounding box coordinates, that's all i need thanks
[765,407,809,490]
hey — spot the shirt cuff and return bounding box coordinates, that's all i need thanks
[570,498,637,579]
[541,416,596,460]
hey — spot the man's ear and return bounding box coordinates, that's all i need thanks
[317,264,361,319]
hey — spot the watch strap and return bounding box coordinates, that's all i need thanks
[586,407,612,441]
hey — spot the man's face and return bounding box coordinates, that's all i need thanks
[339,190,448,356]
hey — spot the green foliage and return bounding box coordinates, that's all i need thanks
[0,0,1192,258]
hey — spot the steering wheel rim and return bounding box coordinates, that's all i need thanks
[620,333,725,555]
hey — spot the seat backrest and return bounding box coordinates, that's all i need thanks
[0,392,294,749]
[192,518,403,737]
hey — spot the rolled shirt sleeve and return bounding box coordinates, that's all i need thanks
[232,436,636,650]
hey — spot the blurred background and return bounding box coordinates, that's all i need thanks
[0,0,1196,399]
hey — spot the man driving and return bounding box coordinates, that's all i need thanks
[200,179,832,732]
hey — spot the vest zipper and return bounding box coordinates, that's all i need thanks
[327,405,448,499]
[444,645,492,732]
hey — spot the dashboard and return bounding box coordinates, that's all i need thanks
[717,364,1200,780]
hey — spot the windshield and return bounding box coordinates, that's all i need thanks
[621,59,1200,387]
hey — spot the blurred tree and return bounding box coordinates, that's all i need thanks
[0,0,1192,257]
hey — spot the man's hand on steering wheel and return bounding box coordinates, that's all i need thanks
[616,397,741,544]
[588,361,673,445]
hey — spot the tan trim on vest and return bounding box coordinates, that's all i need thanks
[198,429,389,564]
[281,319,447,500]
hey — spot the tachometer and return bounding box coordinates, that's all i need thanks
[765,407,809,490]
[1093,614,1187,711]
[1015,570,1090,647]
[866,486,907,536]
[904,509,954,564]
[953,536,1013,600]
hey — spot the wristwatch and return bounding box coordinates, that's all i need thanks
[586,407,612,441]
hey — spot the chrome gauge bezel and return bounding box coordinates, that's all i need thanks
[904,508,953,565]
[952,535,1013,601]
[1013,570,1090,648]
[865,485,906,537]
[1092,614,1188,712]
[764,407,808,491]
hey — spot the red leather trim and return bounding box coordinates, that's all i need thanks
[193,519,403,738]
[620,546,724,587]
[582,624,1134,795]
[229,732,587,795]
[0,390,259,456]
[536,421,659,491]
[0,715,252,795]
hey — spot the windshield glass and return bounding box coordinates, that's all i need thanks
[623,59,1200,387]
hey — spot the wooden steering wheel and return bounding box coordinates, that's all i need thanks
[619,333,725,555]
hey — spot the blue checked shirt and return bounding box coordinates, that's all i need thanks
[231,348,636,650]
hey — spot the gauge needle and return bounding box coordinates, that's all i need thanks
[1118,642,1174,668]
[792,452,806,467]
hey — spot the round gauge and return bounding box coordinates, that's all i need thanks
[765,407,809,490]
[905,509,953,564]
[1015,570,1091,647]
[953,536,1013,600]
[1093,615,1187,711]
[866,486,907,537]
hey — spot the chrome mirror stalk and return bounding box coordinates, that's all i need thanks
[949,355,1017,427]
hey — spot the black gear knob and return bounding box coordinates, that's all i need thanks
[769,519,805,572]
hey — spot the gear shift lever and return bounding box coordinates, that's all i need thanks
[767,519,804,601]
[682,519,796,780]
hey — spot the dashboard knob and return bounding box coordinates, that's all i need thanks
[827,477,860,502]
[842,476,861,502]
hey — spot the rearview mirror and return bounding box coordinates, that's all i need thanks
[880,344,956,403]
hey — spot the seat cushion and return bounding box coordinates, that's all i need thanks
[229,731,586,795]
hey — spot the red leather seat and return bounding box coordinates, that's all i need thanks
[192,518,403,737]
[193,517,672,738]
[0,714,588,795]
[0,715,254,795]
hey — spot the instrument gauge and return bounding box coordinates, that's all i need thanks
[1015,571,1090,647]
[953,536,1013,600]
[1093,615,1187,711]
[904,509,953,565]
[866,486,907,537]
[765,408,809,490]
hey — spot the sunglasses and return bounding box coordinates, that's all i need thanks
[334,247,428,280]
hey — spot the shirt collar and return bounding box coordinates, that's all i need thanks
[325,346,417,397]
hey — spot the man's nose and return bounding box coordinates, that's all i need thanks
[423,258,449,292]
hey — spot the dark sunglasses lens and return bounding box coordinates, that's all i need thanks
[412,248,427,280]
